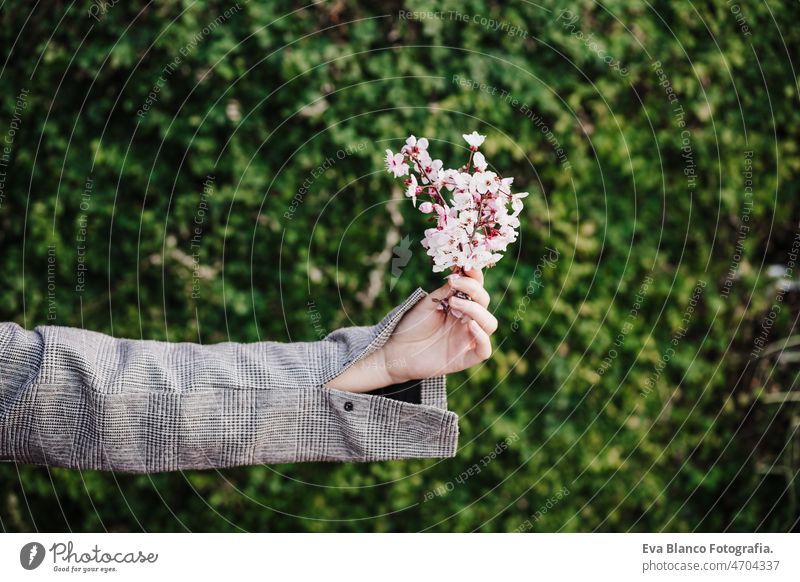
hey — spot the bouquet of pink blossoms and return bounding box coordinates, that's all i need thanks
[385,131,528,314]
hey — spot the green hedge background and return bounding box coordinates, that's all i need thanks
[1,0,799,532]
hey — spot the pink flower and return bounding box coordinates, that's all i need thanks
[385,149,409,178]
[386,133,527,273]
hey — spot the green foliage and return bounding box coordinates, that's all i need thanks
[1,0,799,532]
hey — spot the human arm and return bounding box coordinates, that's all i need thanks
[0,285,474,473]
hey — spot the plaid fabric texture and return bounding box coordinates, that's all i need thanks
[0,287,458,473]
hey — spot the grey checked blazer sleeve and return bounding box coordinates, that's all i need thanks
[0,287,458,473]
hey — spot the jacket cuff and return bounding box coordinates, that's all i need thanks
[319,286,448,409]
[313,287,458,462]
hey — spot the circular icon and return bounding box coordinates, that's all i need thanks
[20,542,45,570]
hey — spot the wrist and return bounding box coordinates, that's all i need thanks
[377,343,410,385]
[323,347,397,392]
[367,346,399,388]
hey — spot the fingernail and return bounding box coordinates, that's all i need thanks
[450,308,463,318]
[448,273,460,281]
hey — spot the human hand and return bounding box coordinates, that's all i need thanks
[380,267,497,383]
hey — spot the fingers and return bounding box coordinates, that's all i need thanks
[447,273,490,308]
[468,320,492,360]
[428,279,455,303]
[449,296,498,334]
[463,266,484,284]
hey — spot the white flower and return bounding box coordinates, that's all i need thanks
[458,209,480,232]
[474,171,498,195]
[428,158,443,182]
[463,131,486,149]
[439,169,459,191]
[405,174,419,206]
[434,203,450,225]
[454,172,472,192]
[473,151,487,171]
[406,135,429,152]
[487,235,510,251]
[420,227,437,249]
[498,177,514,196]
[497,211,521,230]
[452,190,473,209]
[385,149,409,178]
[511,191,529,216]
[484,196,504,214]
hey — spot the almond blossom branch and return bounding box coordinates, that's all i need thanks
[384,131,529,314]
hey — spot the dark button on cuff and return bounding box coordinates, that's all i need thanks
[344,401,354,412]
